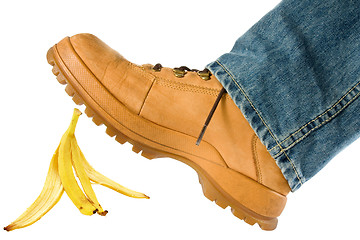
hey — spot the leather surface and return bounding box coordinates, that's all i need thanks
[69,33,291,196]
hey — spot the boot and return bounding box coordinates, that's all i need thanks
[47,33,291,230]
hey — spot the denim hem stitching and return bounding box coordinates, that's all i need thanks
[215,60,303,185]
[269,80,360,152]
[272,83,360,158]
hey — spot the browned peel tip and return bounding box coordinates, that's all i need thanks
[74,108,82,116]
[98,210,108,216]
[4,226,11,232]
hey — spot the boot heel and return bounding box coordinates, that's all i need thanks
[185,156,286,230]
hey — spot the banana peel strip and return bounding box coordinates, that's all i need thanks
[5,109,149,231]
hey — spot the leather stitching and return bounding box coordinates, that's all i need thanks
[252,134,263,184]
[156,78,232,98]
[135,64,231,98]
[129,62,156,82]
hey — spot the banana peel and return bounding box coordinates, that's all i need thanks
[4,108,149,231]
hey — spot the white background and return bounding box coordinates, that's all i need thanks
[1,0,359,239]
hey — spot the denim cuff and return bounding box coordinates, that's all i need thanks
[207,59,360,191]
[207,60,305,191]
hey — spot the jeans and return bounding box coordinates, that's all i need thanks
[207,0,360,191]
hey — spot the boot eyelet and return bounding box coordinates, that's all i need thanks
[152,63,163,72]
[173,68,186,78]
[197,70,211,80]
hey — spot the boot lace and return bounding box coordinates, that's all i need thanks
[152,63,227,146]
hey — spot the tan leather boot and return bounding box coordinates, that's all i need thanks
[47,33,291,230]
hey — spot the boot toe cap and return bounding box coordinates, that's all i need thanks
[69,33,124,80]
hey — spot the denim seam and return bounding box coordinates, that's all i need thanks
[215,60,303,185]
[269,79,360,152]
[272,85,360,158]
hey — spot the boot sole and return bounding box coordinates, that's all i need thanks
[47,37,287,230]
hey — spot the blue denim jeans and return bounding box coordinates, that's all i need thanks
[207,0,360,191]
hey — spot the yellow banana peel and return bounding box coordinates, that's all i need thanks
[4,108,149,231]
